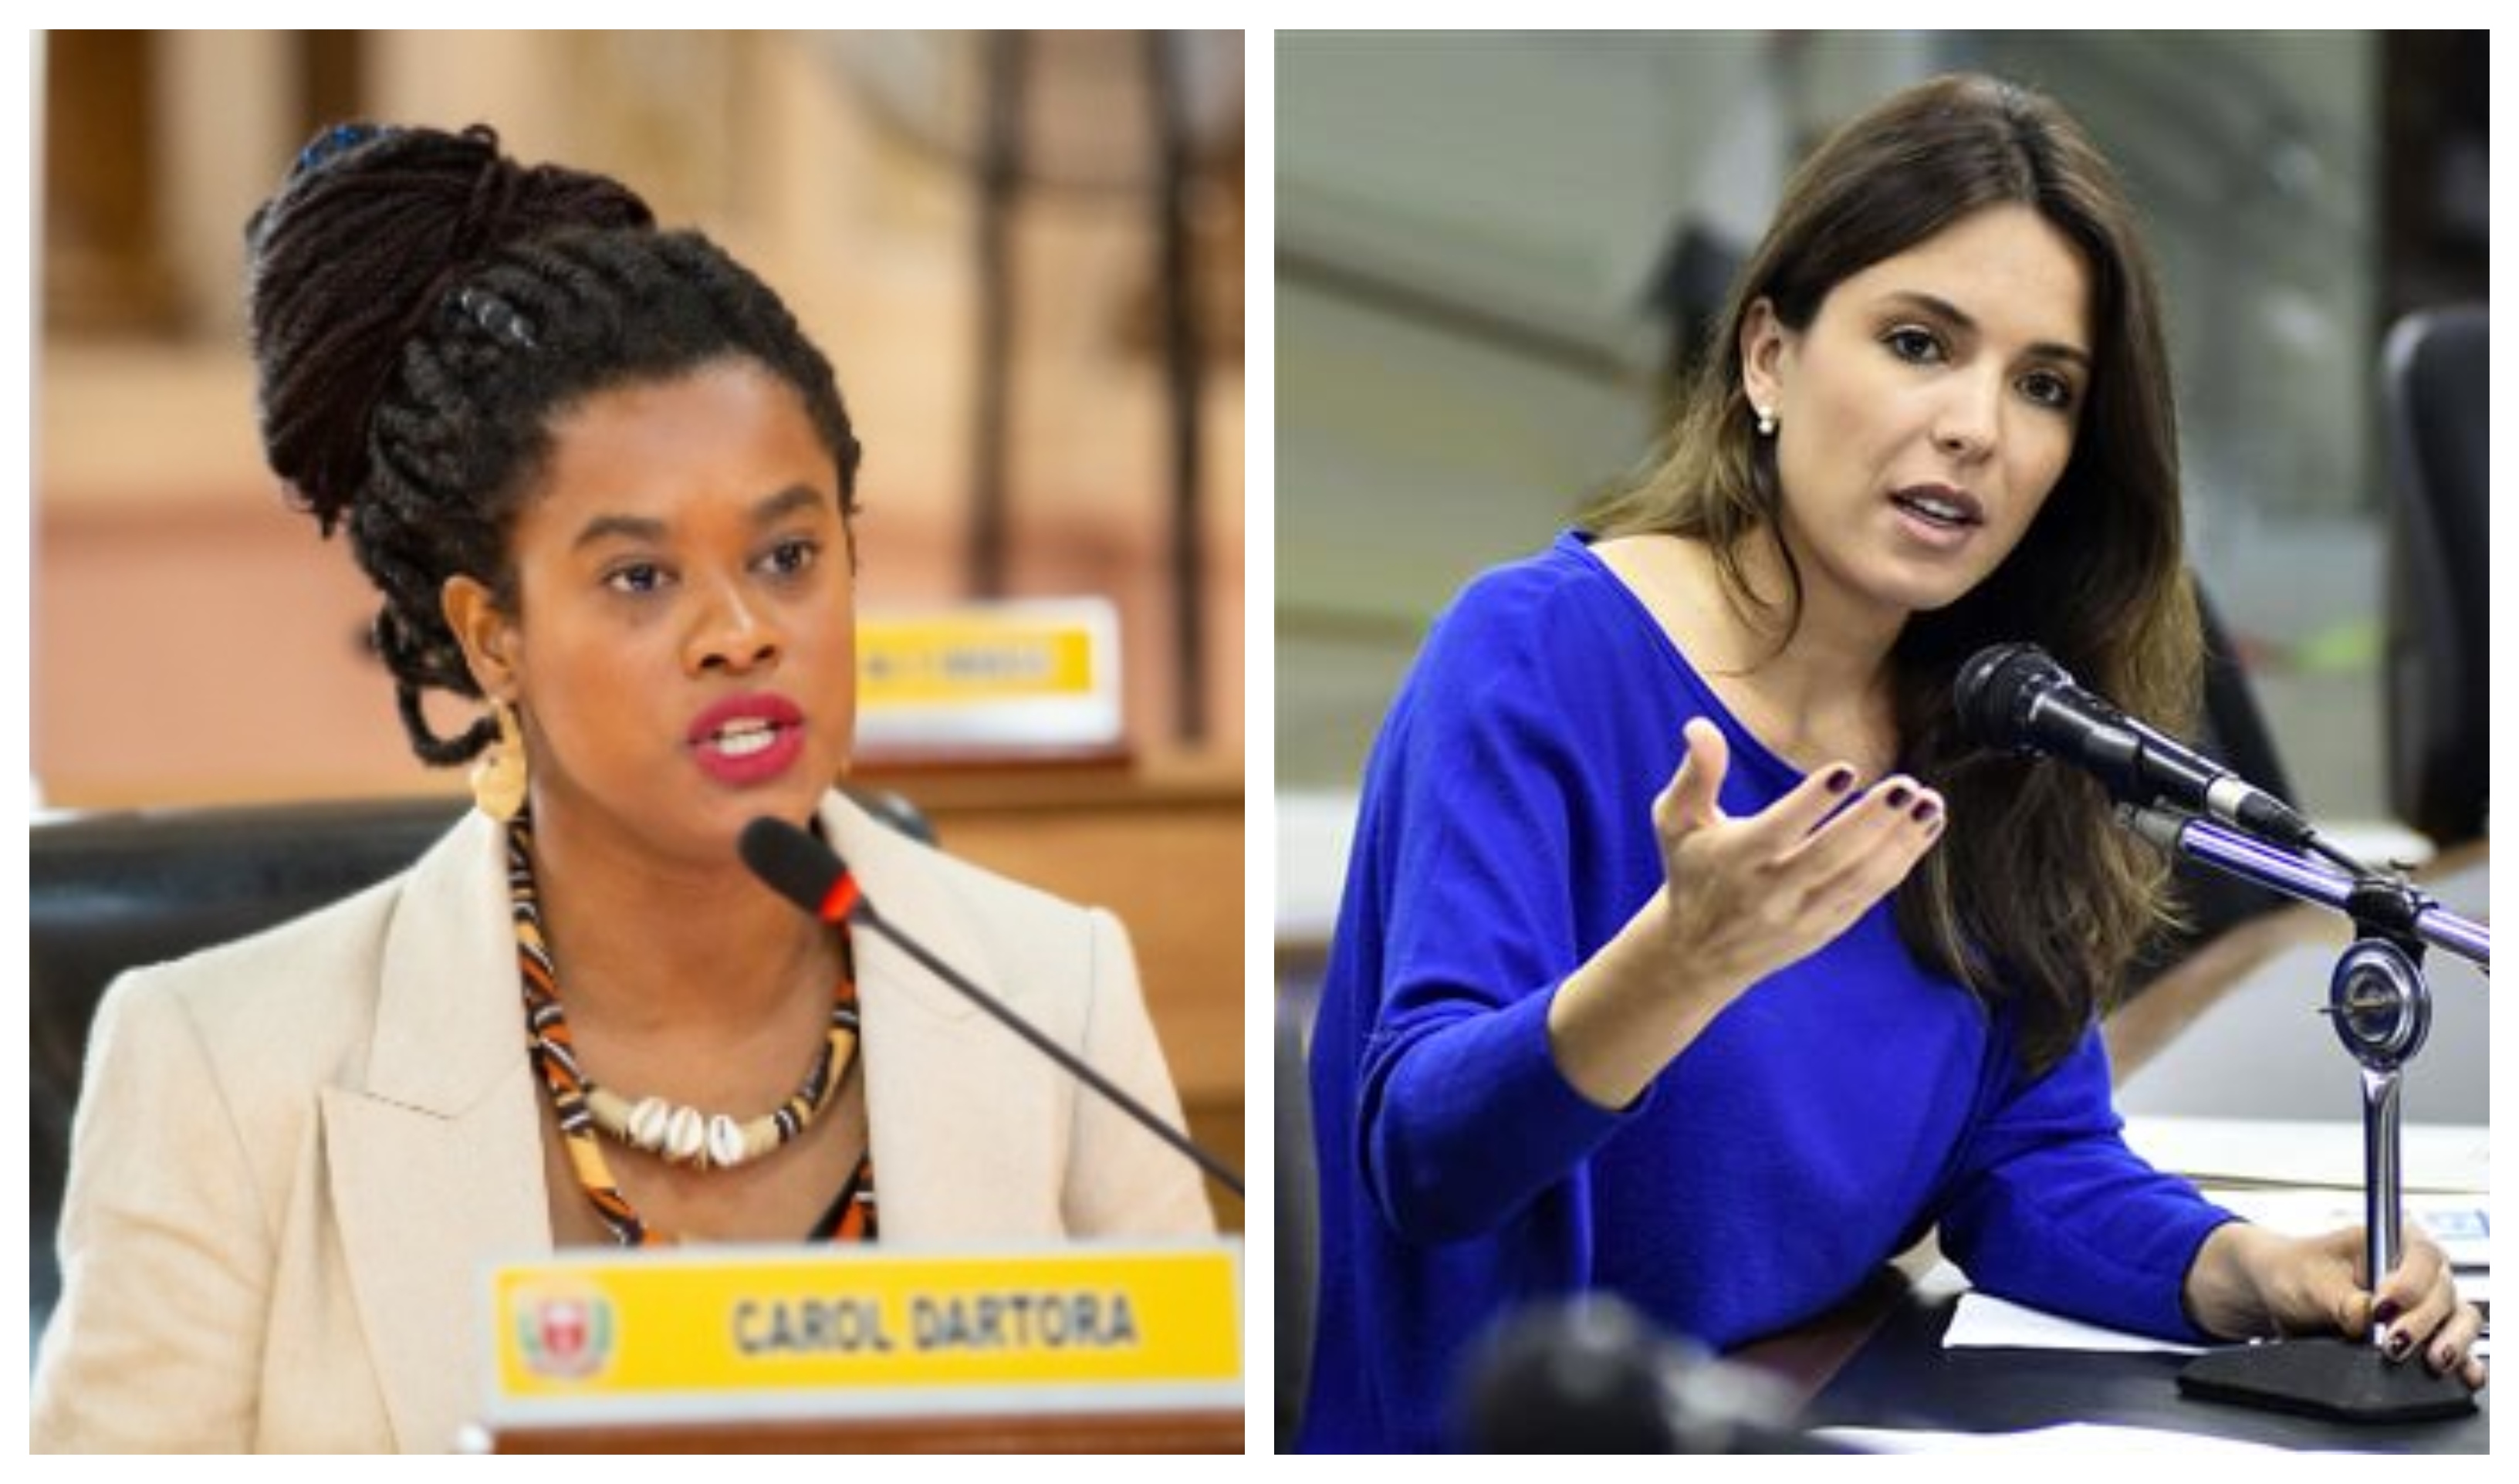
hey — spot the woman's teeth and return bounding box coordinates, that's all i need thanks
[1897,493,1972,526]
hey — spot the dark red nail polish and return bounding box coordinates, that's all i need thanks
[1912,799,1939,823]
[2375,1300,2401,1327]
[1824,766,1855,793]
[1885,785,1913,809]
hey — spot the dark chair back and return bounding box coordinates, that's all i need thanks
[2379,305,2489,847]
[31,789,932,1340]
[2122,582,2302,993]
[1273,981,1320,1452]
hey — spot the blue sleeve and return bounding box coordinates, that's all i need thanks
[1938,1022,2238,1341]
[1354,591,1652,1245]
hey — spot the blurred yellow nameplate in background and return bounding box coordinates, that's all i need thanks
[854,598,1123,759]
[485,1242,1240,1427]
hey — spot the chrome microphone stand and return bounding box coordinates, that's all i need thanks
[2116,806,2485,1423]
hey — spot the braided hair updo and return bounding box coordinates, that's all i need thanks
[245,123,865,766]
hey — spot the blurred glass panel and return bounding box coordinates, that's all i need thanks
[1276,30,2456,833]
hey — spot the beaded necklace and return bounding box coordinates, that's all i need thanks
[505,815,876,1246]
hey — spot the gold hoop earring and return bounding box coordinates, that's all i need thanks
[472,701,529,822]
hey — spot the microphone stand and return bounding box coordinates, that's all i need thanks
[849,898,1246,1198]
[2116,806,2486,1423]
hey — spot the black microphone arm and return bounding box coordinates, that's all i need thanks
[2116,804,2489,970]
[739,816,1245,1198]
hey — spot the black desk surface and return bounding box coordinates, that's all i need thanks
[1787,1279,2487,1453]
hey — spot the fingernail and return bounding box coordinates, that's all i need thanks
[1885,785,1913,809]
[2388,1332,2413,1361]
[1824,766,1855,793]
[2431,1343,2454,1372]
[2374,1300,2401,1327]
[1912,799,1940,823]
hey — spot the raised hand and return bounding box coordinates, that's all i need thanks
[1547,718,1946,1109]
[1648,718,1945,994]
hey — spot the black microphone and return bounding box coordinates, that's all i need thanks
[1448,1296,1850,1453]
[1956,642,2316,850]
[738,816,1244,1198]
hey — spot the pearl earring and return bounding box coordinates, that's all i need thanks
[1754,406,1777,438]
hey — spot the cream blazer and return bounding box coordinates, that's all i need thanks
[32,791,1216,1452]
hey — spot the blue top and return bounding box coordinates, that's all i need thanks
[1298,532,2235,1452]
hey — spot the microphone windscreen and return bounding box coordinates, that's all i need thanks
[739,816,854,921]
[1451,1298,1679,1452]
[1954,641,2054,749]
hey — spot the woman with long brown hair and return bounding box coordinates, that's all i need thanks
[1300,73,2481,1450]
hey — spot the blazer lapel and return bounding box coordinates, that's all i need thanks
[821,793,1067,1244]
[323,811,551,1451]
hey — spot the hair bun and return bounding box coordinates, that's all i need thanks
[245,122,654,530]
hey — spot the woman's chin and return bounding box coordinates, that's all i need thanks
[711,779,830,833]
[1868,560,2000,618]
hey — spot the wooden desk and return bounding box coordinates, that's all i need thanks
[1726,1266,1913,1408]
[481,1406,1243,1452]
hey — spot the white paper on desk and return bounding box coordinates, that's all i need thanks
[1943,1291,2204,1355]
[2122,1115,2489,1193]
[1816,1421,2297,1455]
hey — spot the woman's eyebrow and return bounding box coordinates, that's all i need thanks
[570,487,827,553]
[749,485,826,527]
[571,512,665,552]
[1879,289,2090,368]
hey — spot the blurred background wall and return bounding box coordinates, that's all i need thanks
[1276,31,2487,940]
[38,29,1244,799]
[32,30,1249,1223]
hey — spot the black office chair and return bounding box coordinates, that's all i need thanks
[2379,305,2488,849]
[2114,581,2304,996]
[1273,980,1320,1452]
[29,788,933,1344]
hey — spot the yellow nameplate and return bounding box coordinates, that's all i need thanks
[858,614,1098,705]
[853,599,1124,756]
[485,1242,1239,1425]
